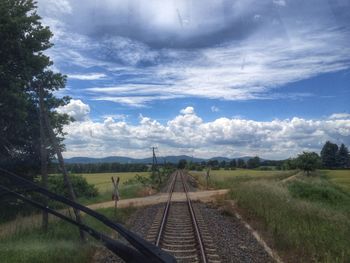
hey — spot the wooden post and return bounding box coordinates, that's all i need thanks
[111,177,120,216]
[41,94,85,241]
[206,167,211,190]
[39,87,48,231]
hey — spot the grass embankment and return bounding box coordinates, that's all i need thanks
[0,207,136,263]
[79,172,150,204]
[192,169,350,263]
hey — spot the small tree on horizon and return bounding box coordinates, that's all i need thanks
[296,152,321,176]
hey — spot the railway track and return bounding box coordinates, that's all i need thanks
[146,171,221,263]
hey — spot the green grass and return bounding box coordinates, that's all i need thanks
[193,169,350,262]
[81,172,149,192]
[78,172,150,204]
[0,207,136,263]
[321,170,350,193]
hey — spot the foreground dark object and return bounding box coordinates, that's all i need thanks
[0,168,176,263]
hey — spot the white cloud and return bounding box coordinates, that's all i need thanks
[329,113,350,120]
[36,0,350,107]
[180,106,195,115]
[57,99,90,121]
[211,106,219,112]
[61,106,350,159]
[67,73,106,80]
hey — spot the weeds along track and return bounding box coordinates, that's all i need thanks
[146,171,221,263]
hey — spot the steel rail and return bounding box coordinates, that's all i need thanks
[180,171,208,263]
[155,171,178,246]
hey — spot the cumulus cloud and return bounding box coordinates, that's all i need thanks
[61,106,350,159]
[180,106,195,115]
[57,99,90,121]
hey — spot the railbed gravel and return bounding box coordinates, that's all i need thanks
[93,204,165,263]
[197,202,274,263]
[93,202,274,263]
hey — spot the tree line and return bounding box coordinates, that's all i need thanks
[49,162,149,174]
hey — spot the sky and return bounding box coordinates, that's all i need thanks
[37,0,350,159]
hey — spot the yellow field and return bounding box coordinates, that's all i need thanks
[321,170,350,193]
[81,172,149,192]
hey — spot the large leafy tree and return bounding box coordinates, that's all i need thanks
[296,152,321,176]
[0,0,71,175]
[320,141,339,169]
[0,0,71,222]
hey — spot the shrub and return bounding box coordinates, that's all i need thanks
[48,175,98,199]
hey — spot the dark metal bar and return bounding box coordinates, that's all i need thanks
[0,184,146,263]
[0,168,176,263]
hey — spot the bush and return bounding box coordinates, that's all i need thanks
[48,175,98,199]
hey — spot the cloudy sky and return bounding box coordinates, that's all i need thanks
[37,0,350,159]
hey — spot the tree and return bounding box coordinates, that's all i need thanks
[237,159,246,168]
[229,159,236,169]
[247,156,260,169]
[296,152,321,176]
[320,141,338,169]
[177,159,187,169]
[337,144,350,168]
[0,0,74,230]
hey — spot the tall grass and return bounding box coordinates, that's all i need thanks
[231,181,350,262]
[0,207,136,263]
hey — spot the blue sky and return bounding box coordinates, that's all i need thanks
[37,0,350,159]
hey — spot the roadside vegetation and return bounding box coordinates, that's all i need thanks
[0,207,135,263]
[192,167,350,262]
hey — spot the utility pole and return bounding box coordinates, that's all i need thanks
[151,147,161,186]
[39,87,85,241]
[39,86,48,232]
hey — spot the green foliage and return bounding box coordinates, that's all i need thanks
[236,158,246,168]
[288,180,350,206]
[0,0,72,220]
[337,144,350,168]
[230,181,350,262]
[50,162,149,174]
[47,175,98,199]
[177,159,187,169]
[0,207,135,263]
[321,141,339,169]
[247,156,260,169]
[282,158,298,170]
[296,151,321,175]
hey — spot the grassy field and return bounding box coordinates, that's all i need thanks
[191,169,350,263]
[81,172,149,192]
[321,170,350,193]
[0,207,136,263]
[79,172,150,204]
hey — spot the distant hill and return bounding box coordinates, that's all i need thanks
[64,155,264,164]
